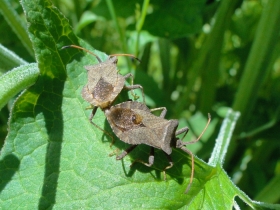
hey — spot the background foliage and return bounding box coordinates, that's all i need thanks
[0,0,280,209]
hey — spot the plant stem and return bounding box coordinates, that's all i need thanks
[105,0,128,54]
[174,0,240,114]
[135,0,150,56]
[232,0,280,133]
[0,63,39,110]
[106,0,132,70]
[0,0,34,57]
[0,44,28,72]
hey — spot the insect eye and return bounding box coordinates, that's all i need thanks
[131,114,142,124]
[132,115,137,123]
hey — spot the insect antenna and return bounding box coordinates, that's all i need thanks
[185,113,211,146]
[109,54,141,63]
[61,45,102,63]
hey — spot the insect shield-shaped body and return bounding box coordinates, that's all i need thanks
[105,101,211,193]
[81,56,124,109]
[62,45,145,110]
[105,101,191,191]
[105,101,179,155]
[62,45,145,143]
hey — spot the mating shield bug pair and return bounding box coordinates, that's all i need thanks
[62,45,145,142]
[62,45,210,193]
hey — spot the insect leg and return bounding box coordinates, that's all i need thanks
[130,147,155,168]
[175,114,211,193]
[89,106,98,121]
[150,107,167,118]
[116,145,138,160]
[162,153,174,181]
[180,113,211,145]
[123,73,146,103]
[175,127,189,140]
[89,106,115,146]
[176,142,194,194]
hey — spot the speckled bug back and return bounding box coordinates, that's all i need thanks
[81,56,125,109]
[105,101,179,155]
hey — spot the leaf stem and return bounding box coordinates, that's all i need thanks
[208,109,240,166]
[0,63,39,110]
[0,44,28,72]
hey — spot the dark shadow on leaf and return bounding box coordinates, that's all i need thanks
[37,38,81,209]
[0,154,20,193]
[34,20,80,210]
[118,141,214,193]
[38,77,65,209]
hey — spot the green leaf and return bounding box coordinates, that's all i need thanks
[75,11,106,34]
[188,110,280,210]
[142,0,206,38]
[255,174,280,204]
[0,0,279,209]
[92,0,206,39]
[208,110,240,166]
[92,0,142,20]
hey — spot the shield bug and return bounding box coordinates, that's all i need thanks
[104,101,211,193]
[62,45,145,143]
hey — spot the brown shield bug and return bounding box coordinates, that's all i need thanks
[62,45,145,142]
[104,101,211,193]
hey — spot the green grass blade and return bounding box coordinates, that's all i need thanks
[175,0,241,114]
[105,0,128,53]
[232,0,280,132]
[0,0,34,57]
[135,0,150,56]
[254,174,280,203]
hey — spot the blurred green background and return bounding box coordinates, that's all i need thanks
[0,0,279,207]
